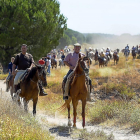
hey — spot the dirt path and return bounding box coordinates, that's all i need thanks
[0,80,140,140]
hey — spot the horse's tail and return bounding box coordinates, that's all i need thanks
[57,97,72,112]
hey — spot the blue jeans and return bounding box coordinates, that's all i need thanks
[47,65,51,75]
[63,69,73,83]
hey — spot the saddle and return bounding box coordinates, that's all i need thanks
[62,73,91,96]
[20,70,29,82]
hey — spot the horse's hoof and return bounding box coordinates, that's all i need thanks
[73,124,76,128]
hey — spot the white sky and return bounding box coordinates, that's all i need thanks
[58,0,140,35]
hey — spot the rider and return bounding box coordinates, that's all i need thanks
[6,57,15,92]
[125,44,130,55]
[95,49,98,55]
[60,52,65,66]
[100,51,106,61]
[63,43,92,101]
[106,47,110,53]
[61,52,65,61]
[12,44,47,96]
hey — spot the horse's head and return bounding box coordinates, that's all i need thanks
[78,54,89,74]
[36,65,47,87]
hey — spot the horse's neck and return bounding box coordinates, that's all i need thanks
[75,64,84,75]
[29,70,39,83]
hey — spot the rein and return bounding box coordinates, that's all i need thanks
[75,71,85,77]
[30,78,37,83]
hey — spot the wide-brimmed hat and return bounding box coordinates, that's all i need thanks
[74,43,81,47]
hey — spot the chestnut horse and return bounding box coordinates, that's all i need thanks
[113,53,119,65]
[60,54,89,128]
[51,59,57,69]
[15,65,47,115]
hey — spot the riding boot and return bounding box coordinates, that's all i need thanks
[38,82,48,96]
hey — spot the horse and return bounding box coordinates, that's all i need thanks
[60,54,89,128]
[59,59,65,69]
[124,51,129,61]
[51,59,57,69]
[6,74,15,100]
[94,53,98,62]
[98,57,107,67]
[113,53,119,65]
[132,50,136,59]
[15,65,47,115]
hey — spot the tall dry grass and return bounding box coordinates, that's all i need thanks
[0,96,54,140]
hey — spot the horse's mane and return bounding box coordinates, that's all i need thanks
[74,58,81,74]
[26,67,37,82]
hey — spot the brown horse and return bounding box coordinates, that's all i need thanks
[95,53,98,62]
[15,65,47,115]
[132,50,136,59]
[51,59,57,69]
[6,75,15,100]
[60,54,89,128]
[113,53,119,65]
[98,57,107,67]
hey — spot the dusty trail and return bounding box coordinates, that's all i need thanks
[0,80,140,140]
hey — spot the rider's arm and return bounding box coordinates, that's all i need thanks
[64,61,71,67]
[29,55,35,70]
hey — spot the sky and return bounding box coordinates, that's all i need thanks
[58,0,140,35]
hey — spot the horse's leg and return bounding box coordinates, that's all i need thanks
[33,97,38,116]
[72,99,78,127]
[67,103,72,127]
[82,99,86,128]
[10,86,14,101]
[23,99,28,112]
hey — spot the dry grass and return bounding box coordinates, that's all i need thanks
[0,74,8,80]
[0,97,54,140]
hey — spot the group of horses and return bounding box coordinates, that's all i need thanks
[92,52,119,67]
[7,55,91,128]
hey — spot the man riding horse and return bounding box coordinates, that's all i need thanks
[124,44,130,55]
[12,44,47,96]
[63,43,92,101]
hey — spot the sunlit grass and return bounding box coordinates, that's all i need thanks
[0,74,8,80]
[0,97,54,140]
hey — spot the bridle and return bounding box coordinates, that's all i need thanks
[30,66,46,83]
[75,59,89,77]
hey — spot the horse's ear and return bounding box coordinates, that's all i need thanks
[79,53,81,59]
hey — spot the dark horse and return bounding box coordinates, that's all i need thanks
[132,50,136,59]
[16,65,47,115]
[51,59,57,69]
[60,54,89,128]
[95,53,98,62]
[6,74,15,100]
[113,53,119,65]
[98,57,107,67]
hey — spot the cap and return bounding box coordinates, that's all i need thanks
[39,60,45,65]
